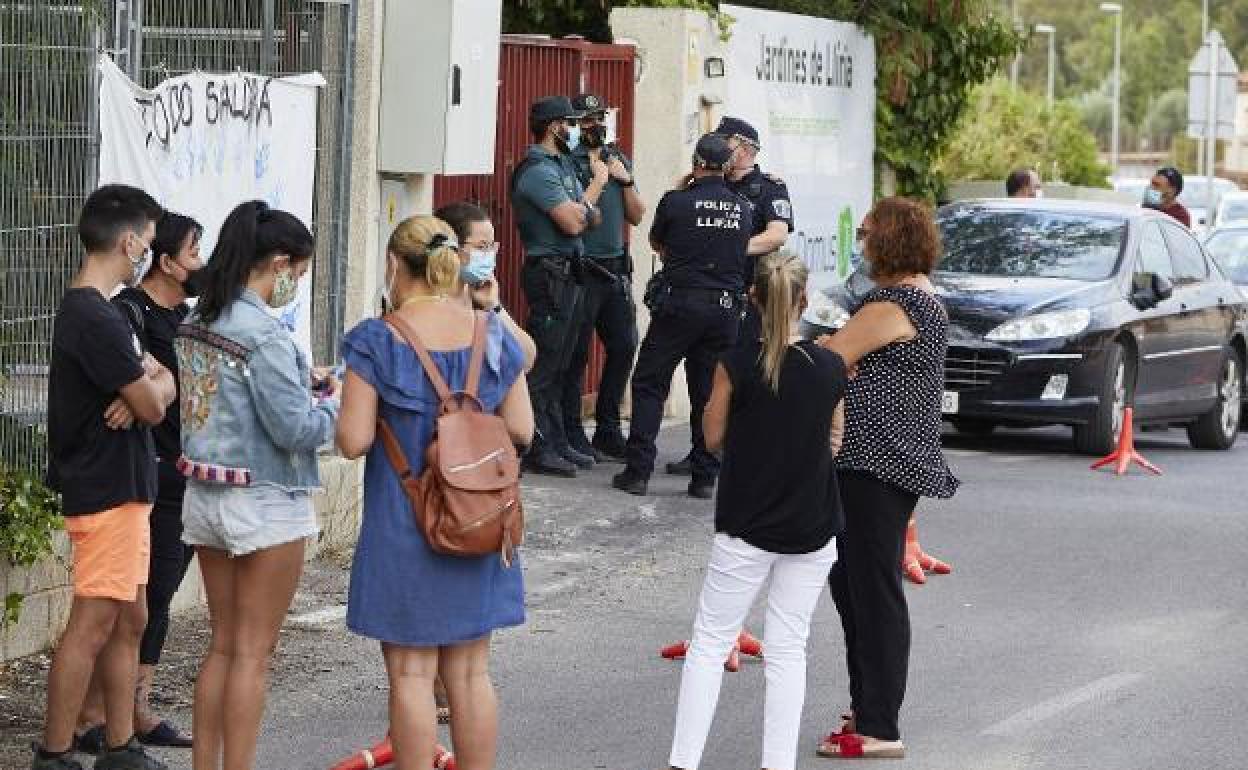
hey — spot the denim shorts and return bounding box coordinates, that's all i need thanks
[182,482,318,556]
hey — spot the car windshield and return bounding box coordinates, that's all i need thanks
[1221,200,1248,224]
[938,208,1126,281]
[1204,229,1248,282]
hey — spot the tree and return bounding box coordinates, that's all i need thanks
[1141,88,1189,152]
[937,78,1110,188]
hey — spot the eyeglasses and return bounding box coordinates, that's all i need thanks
[463,242,499,254]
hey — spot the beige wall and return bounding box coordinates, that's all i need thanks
[611,7,729,419]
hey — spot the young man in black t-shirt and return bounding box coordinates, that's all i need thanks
[34,185,176,770]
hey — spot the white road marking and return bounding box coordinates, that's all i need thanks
[982,672,1143,737]
[988,455,1028,464]
[288,605,348,628]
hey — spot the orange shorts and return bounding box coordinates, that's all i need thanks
[64,502,153,601]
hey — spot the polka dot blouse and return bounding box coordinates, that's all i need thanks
[836,285,960,499]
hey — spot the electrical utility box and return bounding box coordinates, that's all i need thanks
[378,0,502,174]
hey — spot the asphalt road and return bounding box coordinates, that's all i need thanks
[13,422,1248,770]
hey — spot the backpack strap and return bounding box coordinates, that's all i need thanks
[383,313,453,404]
[375,418,420,506]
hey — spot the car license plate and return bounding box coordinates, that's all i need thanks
[941,391,959,414]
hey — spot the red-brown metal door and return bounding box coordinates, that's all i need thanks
[433,36,636,396]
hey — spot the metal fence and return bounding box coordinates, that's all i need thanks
[0,0,354,474]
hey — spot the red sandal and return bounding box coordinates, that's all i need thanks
[816,732,905,760]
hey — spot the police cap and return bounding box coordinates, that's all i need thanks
[530,95,584,122]
[693,133,734,171]
[571,93,608,117]
[715,116,760,147]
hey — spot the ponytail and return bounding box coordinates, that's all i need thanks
[388,216,460,296]
[753,251,809,394]
[196,201,314,324]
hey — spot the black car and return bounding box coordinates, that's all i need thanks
[802,199,1248,454]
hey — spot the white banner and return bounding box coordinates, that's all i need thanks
[97,54,324,354]
[720,5,875,283]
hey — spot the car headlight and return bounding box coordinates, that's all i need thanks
[802,290,851,330]
[985,308,1091,342]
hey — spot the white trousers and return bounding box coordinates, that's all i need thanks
[668,533,839,770]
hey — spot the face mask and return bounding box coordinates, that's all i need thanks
[1144,188,1163,207]
[128,242,152,287]
[460,248,496,286]
[269,267,299,309]
[556,123,579,153]
[181,267,204,298]
[582,124,608,148]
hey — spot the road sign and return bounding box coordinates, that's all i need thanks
[1188,30,1239,141]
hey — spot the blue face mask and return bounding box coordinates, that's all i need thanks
[564,124,581,151]
[1144,188,1163,206]
[460,248,496,286]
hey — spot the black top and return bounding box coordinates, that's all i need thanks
[836,286,960,499]
[47,288,157,516]
[728,166,794,282]
[114,287,188,489]
[716,339,846,554]
[649,176,752,291]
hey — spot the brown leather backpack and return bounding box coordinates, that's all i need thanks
[375,312,523,565]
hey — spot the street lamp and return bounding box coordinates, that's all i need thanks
[1035,23,1056,106]
[1100,2,1122,177]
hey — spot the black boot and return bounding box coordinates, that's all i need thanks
[591,432,628,463]
[688,477,716,500]
[612,469,648,496]
[666,452,694,476]
[523,445,578,477]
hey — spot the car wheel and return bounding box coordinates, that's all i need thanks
[952,418,996,437]
[1187,349,1242,450]
[1073,342,1130,456]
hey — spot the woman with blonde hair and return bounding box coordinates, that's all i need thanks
[336,216,534,770]
[665,251,847,770]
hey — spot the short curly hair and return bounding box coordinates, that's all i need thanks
[863,197,941,280]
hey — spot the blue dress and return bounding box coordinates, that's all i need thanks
[342,315,527,646]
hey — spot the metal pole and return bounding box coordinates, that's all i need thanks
[1205,34,1220,224]
[1199,1,1210,180]
[1047,30,1056,105]
[1111,11,1121,176]
[1010,12,1021,88]
[261,0,276,73]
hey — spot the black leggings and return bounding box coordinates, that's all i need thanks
[828,470,919,742]
[140,472,194,666]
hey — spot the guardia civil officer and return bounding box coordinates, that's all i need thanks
[562,92,647,463]
[511,95,610,477]
[667,115,794,476]
[611,133,752,499]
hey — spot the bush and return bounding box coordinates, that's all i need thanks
[0,468,63,627]
[938,78,1111,188]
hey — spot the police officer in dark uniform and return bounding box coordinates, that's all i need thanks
[666,115,795,476]
[511,95,610,477]
[562,92,647,463]
[611,133,752,499]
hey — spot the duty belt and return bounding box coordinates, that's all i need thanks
[670,286,741,309]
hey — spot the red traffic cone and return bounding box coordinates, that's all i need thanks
[1090,407,1161,476]
[329,736,393,770]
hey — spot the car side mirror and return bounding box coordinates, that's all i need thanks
[1152,273,1174,301]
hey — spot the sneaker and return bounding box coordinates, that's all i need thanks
[522,448,577,478]
[688,479,715,500]
[591,434,628,463]
[74,726,106,756]
[665,455,693,476]
[559,445,595,470]
[93,737,168,770]
[30,745,83,770]
[611,470,648,496]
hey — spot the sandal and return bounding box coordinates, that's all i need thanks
[137,720,193,748]
[817,732,905,760]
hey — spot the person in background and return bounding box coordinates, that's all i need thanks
[434,201,537,372]
[36,184,173,770]
[1006,168,1043,198]
[1145,166,1192,227]
[337,216,533,770]
[74,213,205,755]
[667,116,792,477]
[176,201,338,770]
[815,198,959,760]
[665,251,846,770]
[612,133,751,500]
[563,92,646,463]
[510,95,606,477]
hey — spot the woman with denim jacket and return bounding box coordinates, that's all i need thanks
[337,215,534,770]
[174,201,338,770]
